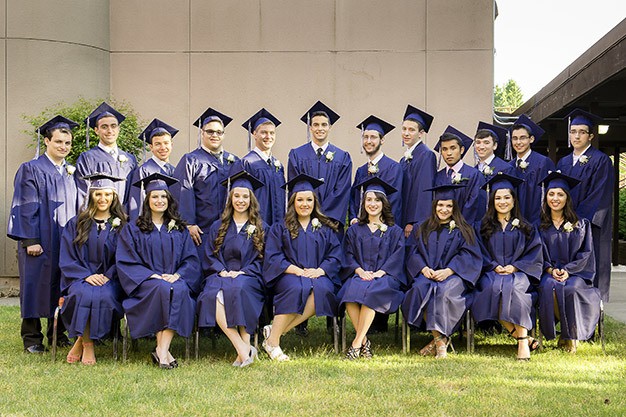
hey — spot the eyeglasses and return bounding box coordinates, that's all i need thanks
[203,129,224,137]
[511,135,530,141]
[569,129,590,136]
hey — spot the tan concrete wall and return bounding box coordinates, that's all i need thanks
[1,1,111,276]
[2,0,494,277]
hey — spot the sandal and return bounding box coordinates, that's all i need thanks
[263,325,272,340]
[435,336,449,359]
[345,345,360,360]
[419,339,436,357]
[516,336,531,361]
[360,339,373,359]
[262,340,289,361]
[240,346,258,368]
[510,329,539,352]
[81,342,96,366]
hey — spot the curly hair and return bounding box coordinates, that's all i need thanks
[419,199,475,245]
[356,190,395,226]
[480,188,532,241]
[539,187,579,230]
[284,191,338,239]
[136,189,187,233]
[213,188,265,258]
[74,190,127,247]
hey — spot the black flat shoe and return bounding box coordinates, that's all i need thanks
[159,363,174,370]
[150,351,159,365]
[169,359,179,368]
[25,344,46,354]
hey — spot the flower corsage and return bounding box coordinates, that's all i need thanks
[404,149,413,161]
[579,155,589,165]
[65,165,76,176]
[118,154,128,164]
[518,160,528,170]
[246,224,256,239]
[451,173,468,184]
[226,154,236,164]
[110,217,121,230]
[273,159,282,172]
[448,220,456,234]
[377,223,388,236]
[563,221,574,233]
[368,163,379,174]
[167,219,177,233]
[325,151,334,162]
[511,218,520,230]
[311,218,321,231]
[482,165,493,176]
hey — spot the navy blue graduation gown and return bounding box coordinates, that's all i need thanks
[401,225,482,336]
[338,223,406,313]
[288,143,352,225]
[350,155,403,224]
[556,147,613,302]
[510,151,555,226]
[538,219,600,340]
[75,147,137,209]
[472,223,543,330]
[434,163,486,225]
[239,152,286,225]
[476,156,513,181]
[7,155,78,318]
[128,158,176,221]
[197,220,266,334]
[59,218,123,339]
[116,223,201,338]
[172,148,239,252]
[263,222,341,317]
[400,143,437,226]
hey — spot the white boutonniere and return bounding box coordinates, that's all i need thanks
[448,220,456,234]
[273,158,282,172]
[482,165,493,176]
[167,219,177,233]
[404,149,413,161]
[563,221,574,233]
[246,224,256,239]
[368,163,379,174]
[118,154,128,164]
[518,160,528,170]
[311,218,321,231]
[226,154,235,164]
[511,218,520,230]
[325,151,334,162]
[377,223,388,236]
[451,173,469,184]
[579,155,589,165]
[65,165,76,176]
[110,217,121,230]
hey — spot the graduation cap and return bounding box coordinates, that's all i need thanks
[132,172,179,193]
[281,173,324,193]
[357,115,395,137]
[510,114,545,140]
[220,169,264,191]
[192,107,233,148]
[403,105,434,133]
[36,115,79,158]
[476,121,507,147]
[481,172,524,193]
[425,184,466,201]
[85,102,126,149]
[564,108,602,130]
[242,108,281,151]
[434,125,474,158]
[353,176,397,196]
[539,170,580,193]
[139,118,179,161]
[82,173,124,190]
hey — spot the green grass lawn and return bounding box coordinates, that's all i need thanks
[0,305,624,416]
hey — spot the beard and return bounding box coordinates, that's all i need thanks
[364,143,382,157]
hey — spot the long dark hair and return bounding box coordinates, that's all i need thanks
[74,190,127,247]
[480,188,532,241]
[285,191,338,239]
[357,190,395,226]
[136,189,187,233]
[213,188,265,258]
[419,199,475,245]
[539,188,579,230]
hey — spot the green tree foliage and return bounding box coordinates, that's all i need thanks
[494,79,524,113]
[22,97,146,165]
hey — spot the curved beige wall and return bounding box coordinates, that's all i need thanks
[2,0,494,278]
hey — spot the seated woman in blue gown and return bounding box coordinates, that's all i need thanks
[472,173,543,360]
[197,171,267,367]
[117,173,201,369]
[262,174,341,361]
[537,171,600,353]
[402,184,481,359]
[339,177,406,360]
[60,174,127,365]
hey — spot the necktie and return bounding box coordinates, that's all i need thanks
[213,152,223,164]
[110,149,116,159]
[447,169,454,180]
[317,148,323,159]
[267,157,272,166]
[516,159,522,168]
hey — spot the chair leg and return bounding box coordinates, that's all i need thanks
[113,319,120,361]
[51,306,60,362]
[195,327,200,360]
[394,310,400,344]
[333,317,339,354]
[599,300,605,354]
[185,337,190,361]
[402,311,410,354]
[535,306,543,351]
[341,315,346,353]
[122,314,128,362]
[465,310,473,354]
